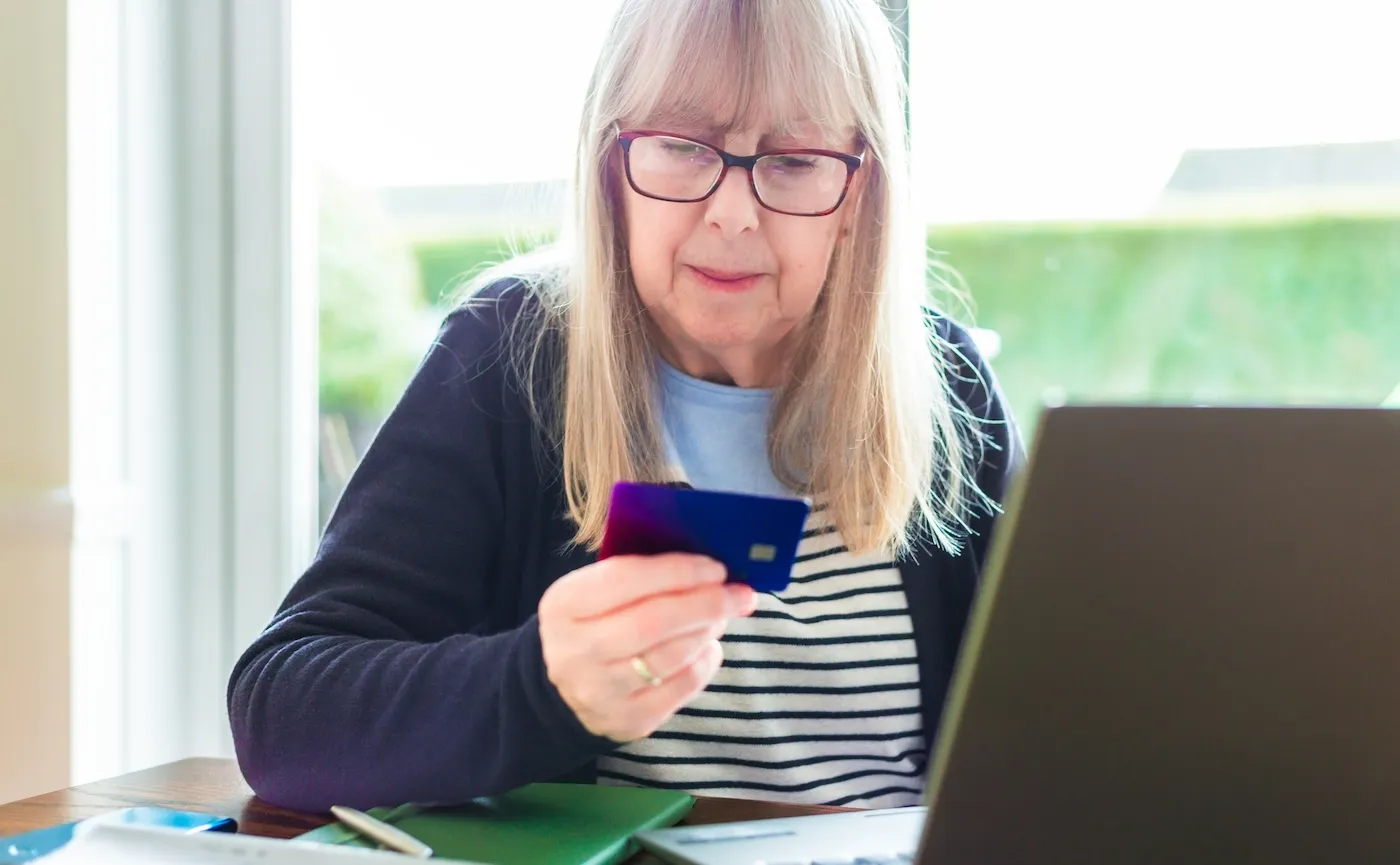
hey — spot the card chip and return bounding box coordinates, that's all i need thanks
[748,543,777,562]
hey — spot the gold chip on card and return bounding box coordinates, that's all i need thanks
[748,543,777,562]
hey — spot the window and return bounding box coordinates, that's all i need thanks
[301,0,1400,512]
[910,0,1400,437]
[298,0,623,525]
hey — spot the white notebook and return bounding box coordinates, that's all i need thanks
[40,823,466,864]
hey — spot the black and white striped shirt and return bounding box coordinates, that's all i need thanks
[596,499,927,807]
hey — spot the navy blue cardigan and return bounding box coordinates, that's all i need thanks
[226,279,1024,813]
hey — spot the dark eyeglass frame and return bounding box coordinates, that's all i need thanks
[614,128,865,217]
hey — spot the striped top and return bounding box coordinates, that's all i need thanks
[594,360,927,808]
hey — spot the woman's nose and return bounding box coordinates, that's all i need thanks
[703,166,762,236]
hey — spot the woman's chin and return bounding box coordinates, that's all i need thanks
[675,316,761,353]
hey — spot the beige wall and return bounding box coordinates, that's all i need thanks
[0,0,73,802]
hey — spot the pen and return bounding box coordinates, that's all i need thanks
[330,805,434,859]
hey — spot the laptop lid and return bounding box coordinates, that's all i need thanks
[916,404,1400,864]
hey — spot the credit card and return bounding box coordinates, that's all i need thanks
[599,481,811,593]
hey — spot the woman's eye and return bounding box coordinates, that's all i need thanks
[660,140,708,157]
[768,156,818,172]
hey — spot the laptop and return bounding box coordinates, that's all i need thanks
[635,403,1400,865]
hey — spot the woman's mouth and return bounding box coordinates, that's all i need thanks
[687,265,762,293]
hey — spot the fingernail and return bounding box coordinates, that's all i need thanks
[698,559,727,582]
[725,584,757,612]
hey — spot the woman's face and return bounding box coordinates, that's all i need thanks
[617,118,862,388]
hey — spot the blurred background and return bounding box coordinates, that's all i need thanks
[307,0,1400,524]
[2,0,1397,804]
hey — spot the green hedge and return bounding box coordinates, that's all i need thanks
[414,234,532,307]
[406,214,1400,435]
[927,215,1400,433]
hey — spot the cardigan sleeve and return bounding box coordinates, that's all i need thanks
[226,282,616,813]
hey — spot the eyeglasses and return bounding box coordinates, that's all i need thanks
[615,129,864,217]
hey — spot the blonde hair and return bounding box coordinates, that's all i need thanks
[468,0,987,558]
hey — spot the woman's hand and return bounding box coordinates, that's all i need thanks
[538,553,758,742]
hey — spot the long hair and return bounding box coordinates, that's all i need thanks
[467,0,986,558]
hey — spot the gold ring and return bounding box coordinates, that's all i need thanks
[630,655,663,688]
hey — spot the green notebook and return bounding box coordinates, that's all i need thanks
[293,783,695,865]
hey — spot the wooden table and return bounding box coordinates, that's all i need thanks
[0,758,849,863]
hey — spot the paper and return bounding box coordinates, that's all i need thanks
[38,823,436,864]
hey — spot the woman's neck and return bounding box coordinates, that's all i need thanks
[647,318,799,389]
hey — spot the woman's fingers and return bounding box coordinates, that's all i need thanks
[538,554,757,743]
[607,639,726,742]
[594,582,755,663]
[549,553,726,620]
[621,618,729,691]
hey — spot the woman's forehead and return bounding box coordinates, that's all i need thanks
[631,94,858,146]
[605,0,880,148]
[617,29,860,144]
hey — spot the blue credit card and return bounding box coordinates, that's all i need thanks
[0,808,237,863]
[598,482,811,593]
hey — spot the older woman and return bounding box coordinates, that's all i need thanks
[228,0,1022,813]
